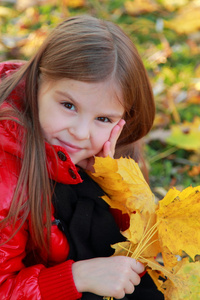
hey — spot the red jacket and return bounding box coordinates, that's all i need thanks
[0,62,129,300]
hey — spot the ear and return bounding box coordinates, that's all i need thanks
[38,72,43,85]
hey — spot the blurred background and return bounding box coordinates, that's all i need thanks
[0,0,200,198]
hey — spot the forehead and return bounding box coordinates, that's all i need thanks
[40,77,124,112]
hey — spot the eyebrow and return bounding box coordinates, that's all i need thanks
[55,90,124,119]
[55,90,77,103]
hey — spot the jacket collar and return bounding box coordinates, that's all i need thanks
[0,119,82,185]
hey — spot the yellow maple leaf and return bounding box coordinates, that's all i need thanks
[160,245,180,270]
[89,156,159,255]
[89,157,132,214]
[158,257,200,300]
[156,186,200,261]
[89,156,200,299]
[90,157,155,209]
[89,156,155,217]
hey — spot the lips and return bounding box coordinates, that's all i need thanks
[57,139,82,154]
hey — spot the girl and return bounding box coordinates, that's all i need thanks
[0,15,160,299]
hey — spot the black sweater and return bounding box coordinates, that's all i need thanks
[53,171,164,300]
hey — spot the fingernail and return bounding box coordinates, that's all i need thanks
[121,119,126,126]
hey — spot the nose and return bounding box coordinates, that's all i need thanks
[68,119,90,140]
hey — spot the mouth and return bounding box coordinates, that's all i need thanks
[57,139,82,154]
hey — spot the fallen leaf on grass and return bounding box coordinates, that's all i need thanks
[188,164,200,176]
[0,6,15,18]
[166,117,200,150]
[161,0,189,12]
[124,0,159,15]
[63,0,85,8]
[164,4,200,34]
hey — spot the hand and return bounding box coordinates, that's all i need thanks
[72,256,144,299]
[78,119,125,172]
[99,119,126,159]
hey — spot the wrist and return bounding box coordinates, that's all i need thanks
[72,260,88,293]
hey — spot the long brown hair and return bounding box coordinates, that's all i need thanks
[0,15,155,253]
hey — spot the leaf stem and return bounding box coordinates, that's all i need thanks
[149,146,177,163]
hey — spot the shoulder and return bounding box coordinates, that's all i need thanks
[0,152,20,213]
[0,121,23,212]
[0,60,26,79]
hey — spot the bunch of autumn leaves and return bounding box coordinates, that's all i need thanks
[88,157,200,300]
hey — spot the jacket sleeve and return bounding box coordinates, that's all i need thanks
[0,168,82,300]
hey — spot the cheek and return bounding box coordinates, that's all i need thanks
[39,107,65,137]
[92,128,112,151]
[39,115,60,141]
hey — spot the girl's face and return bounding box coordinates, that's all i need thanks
[38,78,124,165]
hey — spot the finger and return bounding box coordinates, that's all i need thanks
[125,280,135,295]
[110,119,126,144]
[129,273,141,287]
[77,156,95,172]
[109,119,126,155]
[131,260,145,274]
[102,141,111,157]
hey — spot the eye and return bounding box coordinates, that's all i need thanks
[62,102,76,111]
[96,117,112,123]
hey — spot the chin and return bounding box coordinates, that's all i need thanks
[69,156,83,166]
